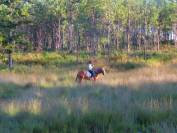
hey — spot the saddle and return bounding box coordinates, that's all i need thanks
[86,71,92,78]
[85,70,96,78]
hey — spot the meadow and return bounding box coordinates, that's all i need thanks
[0,49,177,133]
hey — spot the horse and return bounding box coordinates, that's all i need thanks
[75,67,105,83]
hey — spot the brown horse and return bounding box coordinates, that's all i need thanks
[75,67,105,83]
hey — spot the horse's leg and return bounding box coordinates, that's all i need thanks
[91,77,96,85]
[75,75,82,84]
[79,78,82,84]
[75,75,78,82]
[95,76,99,81]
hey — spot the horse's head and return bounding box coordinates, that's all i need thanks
[95,67,105,75]
[102,67,106,75]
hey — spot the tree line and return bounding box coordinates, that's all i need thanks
[0,0,177,56]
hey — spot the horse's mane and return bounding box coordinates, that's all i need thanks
[94,67,103,73]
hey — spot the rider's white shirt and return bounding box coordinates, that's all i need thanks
[88,64,93,70]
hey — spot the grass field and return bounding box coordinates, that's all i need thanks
[0,50,177,132]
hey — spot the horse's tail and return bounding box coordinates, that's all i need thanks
[76,71,83,83]
[75,74,78,82]
[76,72,81,83]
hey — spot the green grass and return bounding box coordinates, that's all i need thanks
[0,82,177,132]
[109,49,177,71]
[0,82,26,99]
[13,52,80,66]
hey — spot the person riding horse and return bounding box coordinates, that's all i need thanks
[75,60,105,83]
[76,66,105,83]
[87,60,95,78]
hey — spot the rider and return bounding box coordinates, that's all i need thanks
[88,60,95,78]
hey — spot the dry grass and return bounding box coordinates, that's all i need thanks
[0,56,177,132]
[0,61,177,112]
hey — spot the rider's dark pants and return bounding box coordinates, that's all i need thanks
[88,70,95,77]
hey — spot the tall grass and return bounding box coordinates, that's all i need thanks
[0,51,177,132]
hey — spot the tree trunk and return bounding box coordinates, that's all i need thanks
[116,38,119,50]
[142,35,147,61]
[61,26,64,50]
[68,24,74,53]
[77,28,80,62]
[92,7,97,56]
[7,50,13,71]
[153,32,156,50]
[93,34,97,56]
[173,23,177,48]
[127,31,130,52]
[127,8,131,53]
[107,24,111,57]
[157,27,160,51]
[52,19,62,50]
[137,23,142,50]
[115,24,119,50]
[67,0,74,53]
[137,32,141,50]
[36,27,43,51]
[144,43,147,60]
